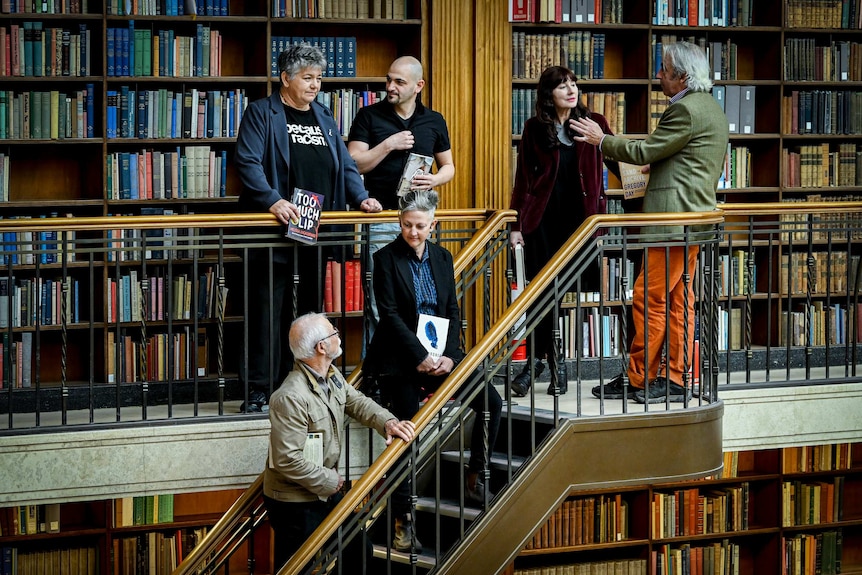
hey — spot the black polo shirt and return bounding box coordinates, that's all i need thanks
[348,100,451,209]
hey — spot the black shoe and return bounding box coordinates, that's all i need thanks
[546,359,568,395]
[591,374,638,400]
[240,389,269,413]
[634,377,691,404]
[510,358,544,397]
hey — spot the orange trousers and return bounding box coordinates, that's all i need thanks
[627,245,699,389]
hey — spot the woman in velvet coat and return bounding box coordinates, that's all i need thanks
[508,65,619,397]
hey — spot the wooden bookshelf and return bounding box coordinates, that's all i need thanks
[0,0,426,389]
[509,442,861,575]
[0,488,268,575]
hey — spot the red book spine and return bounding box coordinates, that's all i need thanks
[353,258,362,311]
[332,261,342,313]
[324,259,333,313]
[344,260,354,312]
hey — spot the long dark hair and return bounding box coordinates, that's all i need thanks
[535,66,591,148]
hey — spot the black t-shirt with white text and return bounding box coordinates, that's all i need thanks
[284,104,335,210]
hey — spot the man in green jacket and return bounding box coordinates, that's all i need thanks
[572,40,729,404]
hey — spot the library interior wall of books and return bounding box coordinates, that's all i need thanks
[2,0,862,573]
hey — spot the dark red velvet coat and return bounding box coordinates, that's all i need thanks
[510,113,618,234]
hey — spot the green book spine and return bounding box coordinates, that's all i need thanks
[133,495,145,525]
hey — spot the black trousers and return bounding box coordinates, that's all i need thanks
[264,493,371,572]
[380,368,502,516]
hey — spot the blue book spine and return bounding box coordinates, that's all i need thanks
[33,22,43,77]
[345,37,355,77]
[120,152,131,199]
[171,95,178,138]
[120,85,130,137]
[220,0,226,16]
[129,153,139,199]
[85,83,94,138]
[270,36,278,78]
[106,90,117,138]
[79,24,89,77]
[335,37,345,77]
[107,28,115,76]
[123,24,132,77]
[228,91,235,137]
[326,37,335,77]
[219,150,226,196]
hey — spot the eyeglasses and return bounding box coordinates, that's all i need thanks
[319,329,339,345]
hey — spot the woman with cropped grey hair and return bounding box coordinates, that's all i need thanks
[234,43,383,413]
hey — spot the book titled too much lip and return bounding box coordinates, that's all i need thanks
[284,188,324,245]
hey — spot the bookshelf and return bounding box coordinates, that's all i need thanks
[0,0,427,389]
[0,488,263,575]
[509,0,862,358]
[509,442,861,575]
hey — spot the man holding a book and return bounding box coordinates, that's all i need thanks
[347,56,455,346]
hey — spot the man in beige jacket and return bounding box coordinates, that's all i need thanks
[263,312,415,570]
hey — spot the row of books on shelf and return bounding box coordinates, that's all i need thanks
[514,559,646,575]
[107,24,223,78]
[512,90,624,137]
[324,259,363,313]
[107,327,208,382]
[511,31,606,81]
[113,527,207,575]
[786,0,862,29]
[106,220,199,262]
[0,503,59,536]
[778,302,857,348]
[273,0,409,19]
[109,0,223,16]
[316,89,385,138]
[784,39,860,82]
[115,494,173,527]
[780,196,862,241]
[656,35,742,81]
[648,89,669,133]
[652,0,753,27]
[0,332,33,389]
[107,267,226,323]
[783,478,844,527]
[783,90,862,136]
[715,249,756,297]
[0,87,95,140]
[781,142,862,188]
[779,251,855,295]
[712,85,755,135]
[782,530,843,575]
[1,0,86,14]
[782,443,854,473]
[0,216,68,261]
[0,545,97,575]
[0,23,91,78]
[524,494,629,550]
[717,145,750,189]
[106,147,228,200]
[269,36,356,79]
[653,485,749,539]
[0,276,79,328]
[653,541,741,575]
[559,308,621,359]
[106,87,246,140]
[509,0,623,24]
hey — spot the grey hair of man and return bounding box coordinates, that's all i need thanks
[399,189,439,219]
[289,312,331,360]
[662,40,713,93]
[278,43,327,79]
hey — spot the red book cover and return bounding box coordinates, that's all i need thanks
[324,260,333,313]
[353,258,362,310]
[554,0,562,22]
[508,0,533,22]
[344,260,354,312]
[284,188,323,245]
[689,0,697,26]
[332,261,342,313]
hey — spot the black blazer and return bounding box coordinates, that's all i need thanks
[365,235,464,377]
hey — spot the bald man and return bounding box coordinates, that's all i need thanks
[348,56,455,346]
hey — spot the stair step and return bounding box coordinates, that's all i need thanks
[372,544,436,569]
[439,450,527,470]
[415,496,482,521]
